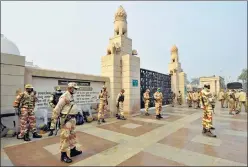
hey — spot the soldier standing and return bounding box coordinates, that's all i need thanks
[218,89,225,108]
[98,85,110,124]
[143,89,151,116]
[177,91,182,105]
[116,89,126,120]
[13,84,42,141]
[201,84,217,138]
[154,88,163,119]
[224,89,229,108]
[52,82,82,163]
[187,91,193,107]
[192,91,199,109]
[236,89,247,114]
[171,91,176,107]
[235,90,240,110]
[48,86,63,136]
[228,90,236,115]
[197,90,201,108]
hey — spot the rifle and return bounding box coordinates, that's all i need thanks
[54,117,60,136]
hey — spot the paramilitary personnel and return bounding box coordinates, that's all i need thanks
[192,91,199,109]
[201,84,217,138]
[52,82,82,163]
[154,88,163,119]
[116,89,126,120]
[48,86,63,136]
[236,89,247,114]
[228,89,236,115]
[224,89,229,108]
[171,91,176,107]
[13,84,42,141]
[98,85,110,124]
[177,91,182,105]
[218,89,225,108]
[143,89,151,116]
[187,91,193,108]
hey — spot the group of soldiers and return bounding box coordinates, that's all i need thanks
[218,89,247,114]
[186,90,203,109]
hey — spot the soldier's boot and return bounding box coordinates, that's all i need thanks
[61,152,72,163]
[97,120,101,125]
[145,113,150,116]
[229,112,234,115]
[102,119,106,123]
[202,128,207,134]
[116,115,121,119]
[33,132,42,138]
[120,116,126,120]
[116,114,119,117]
[235,110,241,114]
[210,127,215,130]
[205,130,217,138]
[159,114,163,118]
[48,130,54,136]
[70,147,82,157]
[156,115,160,120]
[23,133,31,141]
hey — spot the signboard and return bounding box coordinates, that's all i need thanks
[32,77,104,124]
[132,79,138,87]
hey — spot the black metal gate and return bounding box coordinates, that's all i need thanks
[140,68,172,109]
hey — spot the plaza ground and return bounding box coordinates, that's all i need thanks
[1,103,247,166]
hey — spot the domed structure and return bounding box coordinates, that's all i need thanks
[170,45,178,53]
[1,34,20,56]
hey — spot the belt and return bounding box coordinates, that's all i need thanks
[61,114,76,118]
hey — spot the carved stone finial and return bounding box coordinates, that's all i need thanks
[115,5,127,21]
[132,50,138,55]
[171,45,178,53]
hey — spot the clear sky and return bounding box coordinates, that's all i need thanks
[1,1,247,82]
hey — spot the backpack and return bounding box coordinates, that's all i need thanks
[76,112,84,125]
[82,110,93,123]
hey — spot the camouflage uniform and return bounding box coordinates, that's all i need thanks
[228,90,236,115]
[201,84,217,138]
[154,88,163,119]
[98,85,109,124]
[48,86,63,136]
[218,90,225,108]
[187,91,193,107]
[116,89,126,120]
[236,90,247,114]
[171,92,176,107]
[143,89,150,116]
[192,91,199,109]
[13,84,42,141]
[52,82,82,163]
[224,90,229,108]
[177,91,182,105]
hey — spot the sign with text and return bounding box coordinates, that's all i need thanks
[132,79,138,87]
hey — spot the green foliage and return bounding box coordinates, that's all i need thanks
[238,68,247,82]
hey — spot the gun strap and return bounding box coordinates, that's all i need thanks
[62,104,74,126]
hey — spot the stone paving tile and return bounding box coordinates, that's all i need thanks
[3,132,118,166]
[117,151,186,166]
[97,119,163,137]
[138,113,183,122]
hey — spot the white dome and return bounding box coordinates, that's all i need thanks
[1,34,20,56]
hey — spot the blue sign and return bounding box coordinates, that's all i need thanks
[132,79,138,87]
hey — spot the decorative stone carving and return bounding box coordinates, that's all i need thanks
[114,6,127,36]
[106,42,121,55]
[132,50,138,55]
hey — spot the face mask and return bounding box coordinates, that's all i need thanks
[71,88,77,94]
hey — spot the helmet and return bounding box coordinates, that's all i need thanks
[157,88,161,91]
[55,86,61,91]
[25,84,33,89]
[68,82,79,89]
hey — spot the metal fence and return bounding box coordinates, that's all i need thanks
[140,68,172,109]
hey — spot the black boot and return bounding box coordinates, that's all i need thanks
[205,129,217,138]
[159,114,163,118]
[120,116,126,120]
[116,115,121,119]
[202,128,207,134]
[210,127,215,130]
[24,133,31,141]
[48,130,54,136]
[61,152,72,163]
[116,114,119,117]
[235,110,241,114]
[33,132,42,138]
[156,115,160,120]
[97,120,101,125]
[102,119,106,123]
[145,113,150,116]
[229,112,234,115]
[70,147,82,157]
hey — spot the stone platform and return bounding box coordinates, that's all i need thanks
[1,103,247,166]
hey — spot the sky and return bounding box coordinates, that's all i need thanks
[1,1,247,82]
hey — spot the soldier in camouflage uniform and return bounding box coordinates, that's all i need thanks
[171,91,176,107]
[48,86,63,136]
[154,88,163,119]
[116,89,126,120]
[13,84,42,141]
[143,89,151,116]
[177,91,182,105]
[98,85,110,124]
[201,84,217,138]
[52,82,82,163]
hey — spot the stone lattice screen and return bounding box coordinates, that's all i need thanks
[140,68,172,109]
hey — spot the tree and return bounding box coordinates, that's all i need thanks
[190,77,200,85]
[238,68,247,84]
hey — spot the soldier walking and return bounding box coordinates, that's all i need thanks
[218,89,225,108]
[13,84,42,141]
[154,88,163,119]
[143,89,151,116]
[171,91,176,107]
[48,86,63,136]
[116,89,126,120]
[236,89,247,114]
[192,91,199,109]
[51,82,82,163]
[187,91,193,107]
[229,90,236,115]
[98,85,110,124]
[201,84,217,138]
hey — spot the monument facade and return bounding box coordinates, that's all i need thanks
[101,6,141,116]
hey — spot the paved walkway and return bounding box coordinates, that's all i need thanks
[1,103,247,166]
